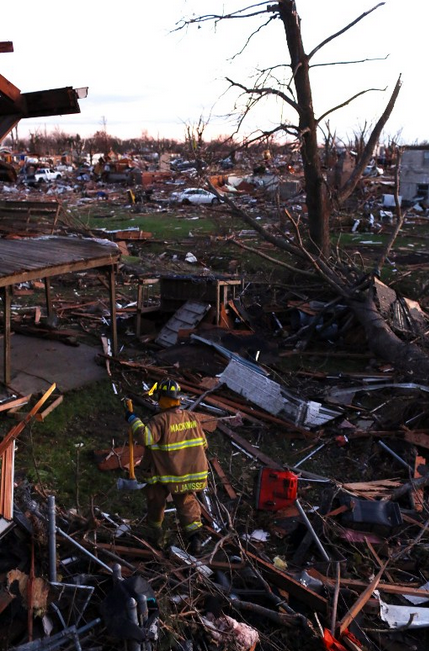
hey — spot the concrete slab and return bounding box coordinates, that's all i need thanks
[0,334,108,397]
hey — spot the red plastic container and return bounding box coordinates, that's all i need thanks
[255,468,298,511]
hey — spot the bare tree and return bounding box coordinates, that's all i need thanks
[177,3,429,380]
[177,1,401,257]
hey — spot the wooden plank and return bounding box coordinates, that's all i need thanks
[0,73,20,102]
[86,541,152,559]
[94,445,145,471]
[218,422,283,469]
[403,430,429,450]
[338,565,385,636]
[0,441,15,519]
[246,550,328,613]
[365,538,395,583]
[0,383,56,456]
[0,200,59,211]
[413,455,425,512]
[0,394,32,413]
[0,253,121,287]
[107,266,118,357]
[0,42,13,53]
[35,395,63,421]
[3,285,11,385]
[308,568,429,598]
[209,457,237,499]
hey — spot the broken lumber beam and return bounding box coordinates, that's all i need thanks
[0,442,15,519]
[0,394,32,413]
[307,568,429,598]
[35,395,63,422]
[246,551,328,613]
[209,457,237,500]
[337,564,385,636]
[403,430,429,451]
[8,395,64,422]
[414,454,425,512]
[0,383,56,456]
[86,541,153,560]
[217,422,283,469]
[94,445,145,471]
[0,42,13,53]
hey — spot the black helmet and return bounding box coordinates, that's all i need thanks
[157,378,181,399]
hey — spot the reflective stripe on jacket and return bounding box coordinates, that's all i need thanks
[130,408,209,493]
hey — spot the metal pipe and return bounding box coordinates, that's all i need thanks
[49,583,94,626]
[113,563,123,583]
[48,495,57,583]
[10,618,102,651]
[294,443,327,468]
[126,597,141,651]
[377,440,413,472]
[295,499,330,563]
[136,593,148,625]
[56,527,113,574]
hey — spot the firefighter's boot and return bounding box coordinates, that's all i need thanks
[188,532,202,556]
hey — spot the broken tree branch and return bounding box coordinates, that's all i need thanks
[337,563,387,636]
[226,77,301,114]
[230,238,316,277]
[308,3,386,61]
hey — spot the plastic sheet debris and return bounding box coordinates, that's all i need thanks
[379,596,429,629]
[242,529,270,543]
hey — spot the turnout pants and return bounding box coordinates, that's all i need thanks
[146,484,203,537]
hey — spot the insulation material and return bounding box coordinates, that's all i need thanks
[218,358,341,427]
[202,613,260,651]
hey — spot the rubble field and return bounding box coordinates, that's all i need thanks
[1,173,429,651]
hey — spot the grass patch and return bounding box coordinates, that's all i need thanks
[69,205,242,240]
[8,380,148,519]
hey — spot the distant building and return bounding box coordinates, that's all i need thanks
[400,145,429,202]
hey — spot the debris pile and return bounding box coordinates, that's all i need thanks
[1,154,429,650]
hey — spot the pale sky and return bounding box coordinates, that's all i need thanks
[1,1,427,145]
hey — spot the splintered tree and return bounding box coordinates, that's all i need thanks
[178,1,400,257]
[178,2,429,380]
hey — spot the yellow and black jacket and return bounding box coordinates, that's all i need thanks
[130,408,215,493]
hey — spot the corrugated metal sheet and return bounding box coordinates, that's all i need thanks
[218,358,341,428]
[190,334,268,376]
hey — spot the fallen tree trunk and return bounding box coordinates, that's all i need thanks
[349,292,429,382]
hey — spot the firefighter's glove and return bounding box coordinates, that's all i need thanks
[125,411,137,424]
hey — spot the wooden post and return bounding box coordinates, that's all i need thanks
[136,282,143,337]
[3,285,11,386]
[216,281,220,326]
[44,278,53,318]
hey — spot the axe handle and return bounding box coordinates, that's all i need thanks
[128,426,136,480]
[126,398,135,480]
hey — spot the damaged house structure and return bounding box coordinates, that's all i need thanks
[400,145,429,207]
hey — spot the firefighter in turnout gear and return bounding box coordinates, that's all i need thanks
[124,379,216,554]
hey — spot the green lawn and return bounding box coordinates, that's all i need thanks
[68,205,238,240]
